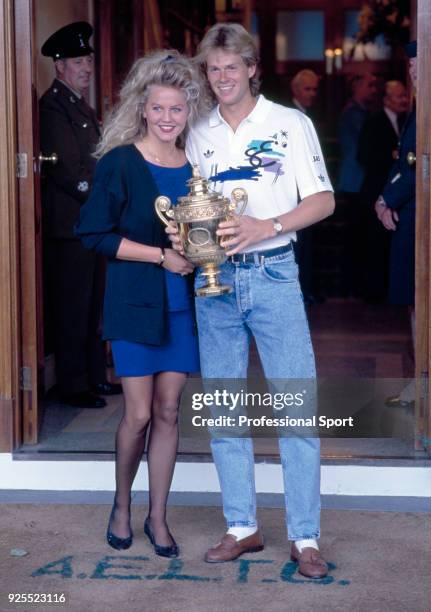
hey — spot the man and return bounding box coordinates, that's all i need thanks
[40,22,121,408]
[290,69,323,305]
[169,23,334,578]
[358,80,408,301]
[290,69,319,115]
[375,42,417,406]
[337,72,377,297]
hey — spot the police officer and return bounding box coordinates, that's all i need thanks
[375,40,417,407]
[40,22,121,407]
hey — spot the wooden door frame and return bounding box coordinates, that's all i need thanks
[416,0,431,453]
[15,0,40,444]
[0,0,21,452]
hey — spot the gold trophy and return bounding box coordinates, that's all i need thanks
[155,165,247,297]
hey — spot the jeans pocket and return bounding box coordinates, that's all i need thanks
[261,257,298,283]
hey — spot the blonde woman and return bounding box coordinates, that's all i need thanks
[76,50,202,557]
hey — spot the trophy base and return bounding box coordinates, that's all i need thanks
[195,263,232,298]
[195,283,232,298]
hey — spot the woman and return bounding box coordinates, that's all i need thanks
[75,50,202,557]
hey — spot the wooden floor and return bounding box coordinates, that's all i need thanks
[309,298,414,378]
[25,299,419,459]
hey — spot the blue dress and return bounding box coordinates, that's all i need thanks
[111,161,200,376]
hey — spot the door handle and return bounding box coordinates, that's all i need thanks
[39,152,58,165]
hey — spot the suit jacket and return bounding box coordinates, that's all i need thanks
[75,144,180,346]
[357,109,400,205]
[40,78,100,239]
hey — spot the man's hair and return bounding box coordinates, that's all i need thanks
[291,69,319,94]
[95,49,204,158]
[383,80,403,98]
[195,22,260,101]
[349,72,375,95]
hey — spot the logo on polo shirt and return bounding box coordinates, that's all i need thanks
[272,130,288,148]
[208,132,290,185]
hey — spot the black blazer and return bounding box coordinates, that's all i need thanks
[357,108,400,204]
[40,79,100,239]
[75,144,178,345]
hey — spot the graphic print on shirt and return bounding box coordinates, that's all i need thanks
[208,131,288,186]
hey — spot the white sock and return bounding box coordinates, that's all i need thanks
[227,526,258,540]
[294,538,319,553]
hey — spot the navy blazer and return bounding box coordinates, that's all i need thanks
[382,110,416,305]
[383,110,416,213]
[75,144,177,345]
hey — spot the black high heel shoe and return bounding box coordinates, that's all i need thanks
[106,506,133,550]
[144,517,179,558]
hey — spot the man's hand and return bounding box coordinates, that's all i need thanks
[165,222,185,255]
[375,196,398,230]
[374,196,387,221]
[216,215,272,255]
[380,207,399,231]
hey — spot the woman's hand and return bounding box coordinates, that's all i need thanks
[165,222,185,255]
[162,248,194,275]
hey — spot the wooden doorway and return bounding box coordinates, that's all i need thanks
[415,0,431,453]
[15,0,42,444]
[5,0,431,453]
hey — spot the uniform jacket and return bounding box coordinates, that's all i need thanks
[75,144,180,346]
[382,110,416,213]
[382,109,416,305]
[40,78,100,239]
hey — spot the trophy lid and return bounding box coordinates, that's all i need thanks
[186,165,210,197]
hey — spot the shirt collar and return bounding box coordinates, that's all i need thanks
[292,98,306,114]
[384,106,397,123]
[208,94,271,128]
[383,106,399,134]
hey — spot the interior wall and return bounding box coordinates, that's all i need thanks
[35,0,95,104]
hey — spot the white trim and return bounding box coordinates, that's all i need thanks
[1,455,430,497]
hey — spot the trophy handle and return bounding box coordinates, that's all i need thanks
[155,195,175,226]
[229,188,248,217]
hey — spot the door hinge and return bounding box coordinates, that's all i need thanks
[16,153,28,178]
[20,366,32,391]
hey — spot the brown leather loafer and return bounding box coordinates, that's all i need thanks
[291,543,328,579]
[204,530,264,563]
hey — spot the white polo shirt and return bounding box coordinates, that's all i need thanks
[186,95,333,252]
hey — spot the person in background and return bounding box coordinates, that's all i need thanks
[358,80,408,302]
[40,22,121,408]
[375,42,417,407]
[290,69,319,116]
[337,72,377,297]
[290,69,323,305]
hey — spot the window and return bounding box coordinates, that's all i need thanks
[276,11,324,61]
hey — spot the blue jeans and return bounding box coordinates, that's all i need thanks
[195,248,321,540]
